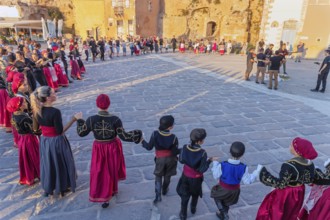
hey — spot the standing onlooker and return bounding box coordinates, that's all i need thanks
[171,36,177,53]
[98,38,105,61]
[115,38,120,57]
[121,40,127,56]
[159,37,164,53]
[311,49,330,93]
[265,44,274,73]
[89,37,97,62]
[295,41,305,62]
[82,41,89,62]
[255,48,267,84]
[278,43,289,75]
[258,39,265,50]
[226,40,232,55]
[268,50,283,90]
[244,48,256,81]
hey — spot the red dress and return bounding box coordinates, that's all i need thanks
[298,184,330,220]
[0,88,11,129]
[54,63,69,87]
[43,66,59,91]
[12,112,40,185]
[70,59,82,80]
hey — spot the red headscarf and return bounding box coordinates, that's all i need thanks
[11,73,25,94]
[7,97,24,113]
[292,137,318,160]
[96,94,110,110]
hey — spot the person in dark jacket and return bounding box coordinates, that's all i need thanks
[141,115,179,204]
[176,128,216,220]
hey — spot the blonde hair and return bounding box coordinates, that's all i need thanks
[30,86,51,117]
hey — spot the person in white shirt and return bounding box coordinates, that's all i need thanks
[211,141,262,220]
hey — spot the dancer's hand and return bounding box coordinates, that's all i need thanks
[73,112,83,120]
[324,158,330,168]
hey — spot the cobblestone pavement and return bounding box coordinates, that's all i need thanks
[1,53,330,220]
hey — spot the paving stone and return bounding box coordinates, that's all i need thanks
[226,126,255,134]
[99,201,152,220]
[122,168,144,184]
[125,154,155,168]
[248,140,281,151]
[2,54,330,220]
[240,183,270,205]
[241,152,277,166]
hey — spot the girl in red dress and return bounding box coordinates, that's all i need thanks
[7,97,40,185]
[256,137,329,220]
[76,94,142,208]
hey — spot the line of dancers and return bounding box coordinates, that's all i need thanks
[2,90,330,220]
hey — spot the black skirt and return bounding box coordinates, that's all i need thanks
[210,184,240,206]
[176,173,203,198]
[154,156,178,177]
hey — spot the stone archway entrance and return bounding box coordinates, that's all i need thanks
[206,21,216,37]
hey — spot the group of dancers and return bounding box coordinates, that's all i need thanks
[1,42,330,220]
[2,86,330,220]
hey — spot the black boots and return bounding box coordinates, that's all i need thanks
[153,180,162,204]
[190,196,198,214]
[215,199,229,220]
[162,176,171,196]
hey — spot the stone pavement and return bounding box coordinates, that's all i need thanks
[1,52,330,220]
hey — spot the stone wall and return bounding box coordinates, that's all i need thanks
[162,0,264,44]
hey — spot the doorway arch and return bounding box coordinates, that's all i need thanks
[206,21,216,37]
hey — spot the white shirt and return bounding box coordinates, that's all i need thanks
[211,159,262,185]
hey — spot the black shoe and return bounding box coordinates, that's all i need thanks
[162,187,168,196]
[69,80,73,83]
[191,206,196,214]
[261,82,266,84]
[179,211,187,220]
[102,202,109,208]
[268,87,272,90]
[255,81,259,84]
[153,194,162,204]
[274,88,278,90]
[310,89,318,92]
[245,78,250,81]
[320,90,325,93]
[216,211,225,220]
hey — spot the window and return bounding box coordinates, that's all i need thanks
[271,21,279,28]
[126,0,130,8]
[128,20,134,36]
[117,20,124,37]
[112,0,116,7]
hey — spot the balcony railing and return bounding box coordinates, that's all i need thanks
[114,6,124,16]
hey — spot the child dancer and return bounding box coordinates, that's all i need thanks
[7,97,40,185]
[211,142,262,220]
[298,159,330,220]
[256,137,330,220]
[176,128,216,220]
[141,115,179,204]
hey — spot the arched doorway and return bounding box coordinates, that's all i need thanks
[206,21,216,37]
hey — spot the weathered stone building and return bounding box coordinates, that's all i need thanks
[1,0,264,43]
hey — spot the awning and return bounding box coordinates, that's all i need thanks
[0,20,42,29]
